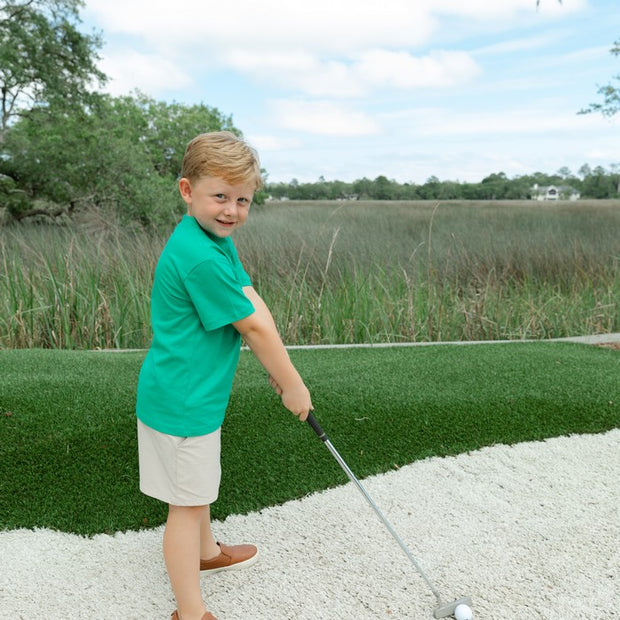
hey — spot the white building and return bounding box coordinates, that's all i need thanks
[531,184,580,201]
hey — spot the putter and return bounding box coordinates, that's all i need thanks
[306,412,474,619]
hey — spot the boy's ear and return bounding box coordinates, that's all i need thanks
[179,178,192,204]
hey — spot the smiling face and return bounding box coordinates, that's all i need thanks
[179,175,255,238]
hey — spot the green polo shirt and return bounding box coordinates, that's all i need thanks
[136,215,255,436]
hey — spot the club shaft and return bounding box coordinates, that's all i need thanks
[322,436,443,603]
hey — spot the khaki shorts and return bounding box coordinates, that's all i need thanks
[137,419,221,506]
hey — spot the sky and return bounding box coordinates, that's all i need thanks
[81,0,619,185]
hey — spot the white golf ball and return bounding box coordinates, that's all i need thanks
[454,603,473,620]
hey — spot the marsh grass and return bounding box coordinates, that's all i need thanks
[1,200,618,348]
[1,224,158,348]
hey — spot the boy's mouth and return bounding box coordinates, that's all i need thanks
[215,219,236,227]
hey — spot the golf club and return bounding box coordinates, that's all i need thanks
[306,412,474,619]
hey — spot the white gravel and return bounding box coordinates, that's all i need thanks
[2,429,618,620]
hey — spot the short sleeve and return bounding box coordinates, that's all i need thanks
[184,254,255,332]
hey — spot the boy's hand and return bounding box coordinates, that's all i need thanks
[268,375,312,421]
[281,383,313,422]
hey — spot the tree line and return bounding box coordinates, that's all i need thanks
[1,1,618,228]
[265,166,620,202]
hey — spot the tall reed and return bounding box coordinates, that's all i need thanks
[1,200,618,348]
[235,200,619,344]
[0,222,161,348]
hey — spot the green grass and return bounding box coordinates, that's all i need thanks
[1,343,618,536]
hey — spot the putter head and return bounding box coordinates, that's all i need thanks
[433,596,473,618]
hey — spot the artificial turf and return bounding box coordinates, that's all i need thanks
[0,342,617,535]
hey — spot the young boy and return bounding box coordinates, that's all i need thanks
[136,131,313,620]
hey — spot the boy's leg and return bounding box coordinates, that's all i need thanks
[164,504,209,620]
[199,505,221,560]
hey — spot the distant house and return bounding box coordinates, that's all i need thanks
[531,184,580,201]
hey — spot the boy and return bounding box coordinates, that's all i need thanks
[136,131,313,620]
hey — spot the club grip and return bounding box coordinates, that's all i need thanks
[306,412,328,442]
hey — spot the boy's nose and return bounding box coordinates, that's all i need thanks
[222,200,237,215]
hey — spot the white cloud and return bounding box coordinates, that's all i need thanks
[355,50,480,89]
[224,51,366,97]
[245,134,303,152]
[272,100,380,136]
[83,0,582,101]
[473,34,558,56]
[226,49,480,97]
[386,105,611,138]
[85,0,437,53]
[85,0,584,52]
[584,145,620,162]
[98,50,192,96]
[432,0,587,19]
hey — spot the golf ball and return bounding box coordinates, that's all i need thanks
[454,603,473,620]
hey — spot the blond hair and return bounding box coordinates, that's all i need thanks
[181,131,263,190]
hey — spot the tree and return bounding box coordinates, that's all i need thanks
[480,172,510,200]
[0,0,105,137]
[370,175,393,200]
[579,39,620,117]
[418,175,441,199]
[135,94,238,178]
[1,93,244,226]
[556,166,574,180]
[580,165,619,199]
[352,177,373,200]
[578,163,592,179]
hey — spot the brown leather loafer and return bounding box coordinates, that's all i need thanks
[200,541,259,574]
[171,611,217,620]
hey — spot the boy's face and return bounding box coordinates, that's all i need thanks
[179,175,254,238]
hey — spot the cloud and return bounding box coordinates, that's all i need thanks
[85,0,437,53]
[473,34,559,56]
[355,50,480,89]
[584,146,620,162]
[86,0,585,52]
[432,0,587,19]
[383,105,616,142]
[224,51,366,97]
[225,49,480,97]
[245,134,303,152]
[83,0,583,101]
[97,49,192,96]
[272,100,381,136]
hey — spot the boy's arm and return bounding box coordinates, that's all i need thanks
[233,286,313,420]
